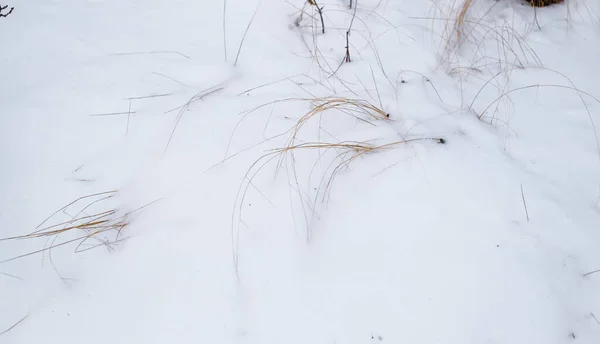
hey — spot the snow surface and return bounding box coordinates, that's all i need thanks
[2,0,600,343]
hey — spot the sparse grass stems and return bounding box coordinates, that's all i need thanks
[427,0,543,76]
[0,191,159,265]
[227,94,444,278]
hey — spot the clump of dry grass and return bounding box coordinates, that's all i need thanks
[228,95,445,278]
[286,96,390,144]
[231,135,444,278]
[0,191,158,265]
[428,0,543,75]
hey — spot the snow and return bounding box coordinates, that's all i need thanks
[2,0,600,343]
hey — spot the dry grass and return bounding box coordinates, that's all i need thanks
[231,135,444,278]
[454,0,474,47]
[0,315,28,337]
[228,95,444,278]
[0,191,158,265]
[163,84,225,155]
[286,96,390,145]
[427,0,543,76]
[221,95,391,166]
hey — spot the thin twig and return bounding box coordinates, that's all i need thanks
[0,271,23,280]
[0,315,28,336]
[583,269,600,277]
[0,5,14,18]
[235,74,302,96]
[370,66,383,111]
[35,191,117,231]
[348,0,358,31]
[89,111,137,117]
[151,72,191,88]
[110,51,190,59]
[308,0,326,34]
[521,184,530,222]
[344,31,351,63]
[346,0,358,62]
[126,99,132,136]
[126,93,172,100]
[234,3,261,67]
[163,86,224,155]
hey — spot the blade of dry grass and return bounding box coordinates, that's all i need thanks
[0,271,23,280]
[234,3,261,67]
[163,85,225,155]
[0,192,161,264]
[111,51,190,59]
[0,315,28,337]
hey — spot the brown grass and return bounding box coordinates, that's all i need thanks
[455,0,474,46]
[228,95,445,279]
[0,191,159,264]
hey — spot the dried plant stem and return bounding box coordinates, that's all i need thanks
[308,0,325,34]
[583,269,600,277]
[0,315,28,337]
[234,4,261,66]
[521,184,530,222]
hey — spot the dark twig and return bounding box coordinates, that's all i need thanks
[344,31,351,63]
[308,0,325,34]
[583,269,600,277]
[0,5,14,18]
[344,0,358,63]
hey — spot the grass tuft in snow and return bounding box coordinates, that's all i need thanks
[0,191,125,264]
[0,191,159,265]
[425,0,543,75]
[227,93,445,278]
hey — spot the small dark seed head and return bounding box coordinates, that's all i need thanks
[438,138,446,144]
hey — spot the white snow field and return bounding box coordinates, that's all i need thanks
[2,0,600,342]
